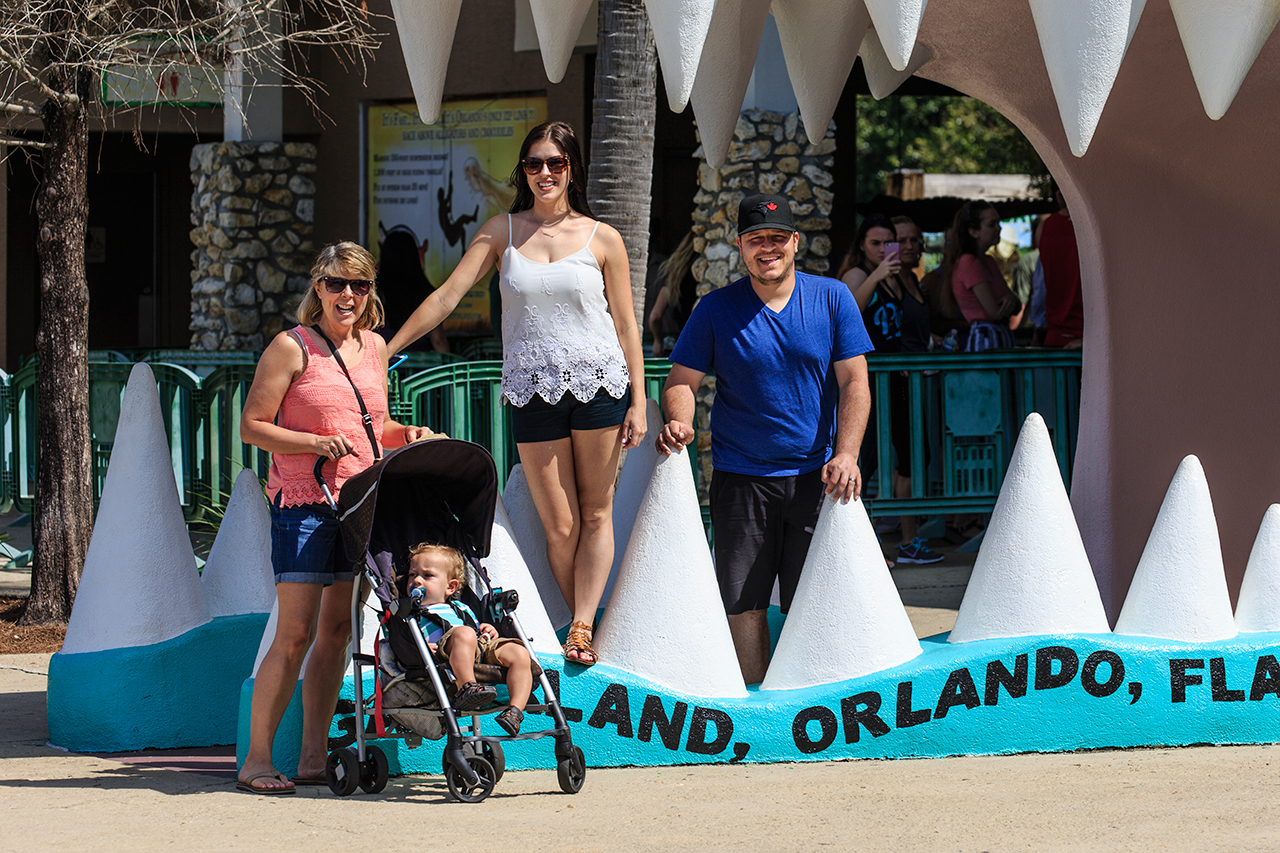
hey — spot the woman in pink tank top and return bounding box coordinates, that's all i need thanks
[235,242,428,794]
[387,122,648,667]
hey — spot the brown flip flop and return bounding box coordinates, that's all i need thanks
[236,772,296,795]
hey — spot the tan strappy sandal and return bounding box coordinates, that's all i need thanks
[563,620,598,666]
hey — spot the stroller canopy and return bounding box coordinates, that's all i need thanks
[337,438,499,571]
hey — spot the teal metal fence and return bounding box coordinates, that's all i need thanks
[1,350,1081,523]
[862,350,1080,519]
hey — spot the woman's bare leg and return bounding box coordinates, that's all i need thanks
[294,579,353,779]
[567,424,624,626]
[238,582,323,789]
[518,437,580,613]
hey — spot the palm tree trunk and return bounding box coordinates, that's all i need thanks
[587,0,657,327]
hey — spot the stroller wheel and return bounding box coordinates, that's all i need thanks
[326,747,360,797]
[444,742,503,782]
[480,741,505,783]
[556,745,586,794]
[445,755,497,803]
[359,744,389,794]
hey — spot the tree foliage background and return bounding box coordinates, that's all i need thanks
[854,95,1050,202]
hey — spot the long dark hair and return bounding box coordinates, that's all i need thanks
[508,121,594,218]
[942,201,996,270]
[836,213,897,279]
[938,201,997,319]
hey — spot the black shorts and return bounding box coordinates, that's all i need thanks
[709,467,826,615]
[511,387,631,443]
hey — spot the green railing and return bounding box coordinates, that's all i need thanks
[862,350,1080,518]
[0,350,1081,524]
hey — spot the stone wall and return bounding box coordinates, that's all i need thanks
[688,109,836,498]
[188,142,317,350]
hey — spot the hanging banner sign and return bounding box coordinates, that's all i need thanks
[365,97,546,336]
[101,37,222,107]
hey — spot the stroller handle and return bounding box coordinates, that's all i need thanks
[313,456,339,511]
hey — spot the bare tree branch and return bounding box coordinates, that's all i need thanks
[0,133,52,149]
[0,99,41,115]
[0,43,75,108]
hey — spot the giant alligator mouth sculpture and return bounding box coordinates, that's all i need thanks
[396,0,1280,644]
[40,1,1280,771]
[47,369,1280,774]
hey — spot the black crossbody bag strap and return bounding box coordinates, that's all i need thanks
[450,600,479,630]
[310,325,381,461]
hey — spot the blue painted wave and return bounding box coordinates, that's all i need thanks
[49,613,268,753]
[239,625,1280,775]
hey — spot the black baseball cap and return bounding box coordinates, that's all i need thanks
[737,193,797,236]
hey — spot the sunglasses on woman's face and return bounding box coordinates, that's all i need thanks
[320,276,373,296]
[520,155,569,176]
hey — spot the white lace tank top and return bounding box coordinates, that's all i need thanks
[499,214,631,407]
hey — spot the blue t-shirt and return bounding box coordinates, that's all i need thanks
[669,271,873,476]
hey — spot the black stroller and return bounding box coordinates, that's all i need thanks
[315,438,585,802]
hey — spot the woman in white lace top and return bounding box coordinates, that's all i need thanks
[387,122,647,666]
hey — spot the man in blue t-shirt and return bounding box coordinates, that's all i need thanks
[656,192,873,684]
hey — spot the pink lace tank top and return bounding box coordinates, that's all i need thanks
[266,327,386,507]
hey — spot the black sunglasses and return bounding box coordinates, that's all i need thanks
[520,155,569,176]
[319,276,373,296]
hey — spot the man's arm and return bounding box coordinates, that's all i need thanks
[821,354,871,503]
[656,363,706,455]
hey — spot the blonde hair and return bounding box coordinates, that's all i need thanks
[408,542,466,595]
[658,230,696,303]
[295,241,385,330]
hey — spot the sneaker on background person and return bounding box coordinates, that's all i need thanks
[896,537,943,564]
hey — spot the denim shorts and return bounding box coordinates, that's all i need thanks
[270,501,354,586]
[510,387,631,443]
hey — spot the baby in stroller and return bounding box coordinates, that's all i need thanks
[406,542,531,735]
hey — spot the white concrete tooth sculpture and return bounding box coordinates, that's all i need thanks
[528,0,597,84]
[388,0,465,123]
[859,27,933,100]
[607,398,663,607]
[1026,0,1147,157]
[761,497,921,691]
[63,363,209,654]
[594,453,747,699]
[689,0,773,170]
[489,496,563,655]
[863,0,928,72]
[201,468,276,619]
[1169,0,1280,121]
[772,0,870,142]
[346,586,383,677]
[502,464,572,630]
[251,600,281,676]
[1233,505,1280,633]
[948,414,1110,643]
[644,0,717,112]
[1115,455,1238,642]
[251,600,311,678]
